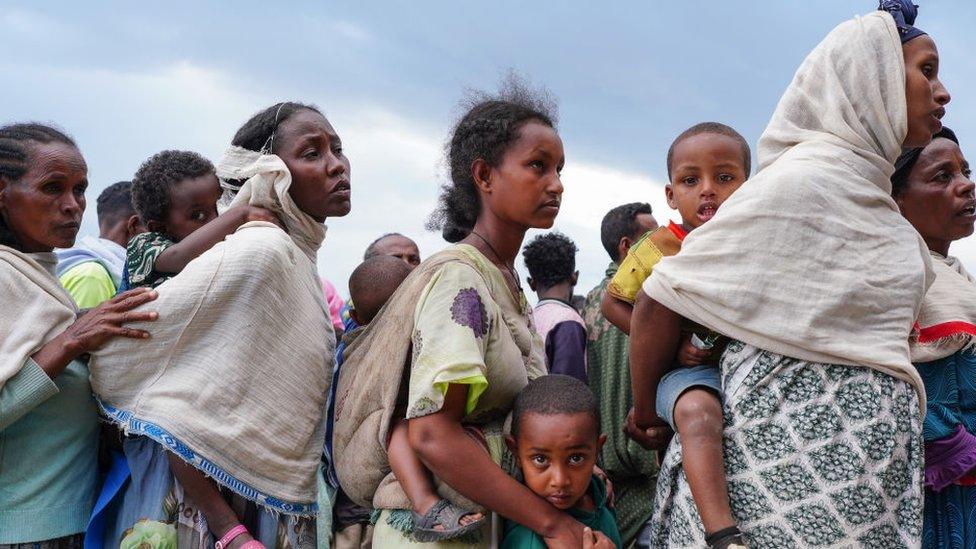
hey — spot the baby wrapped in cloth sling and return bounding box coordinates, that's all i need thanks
[89,146,334,514]
[332,244,547,516]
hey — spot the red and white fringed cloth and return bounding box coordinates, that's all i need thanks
[911,251,976,363]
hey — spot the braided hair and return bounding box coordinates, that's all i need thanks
[0,123,77,248]
[428,75,558,242]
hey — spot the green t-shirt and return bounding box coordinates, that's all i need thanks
[501,476,622,548]
[59,261,117,309]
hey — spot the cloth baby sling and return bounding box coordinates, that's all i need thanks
[333,246,509,513]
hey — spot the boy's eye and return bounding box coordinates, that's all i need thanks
[530,455,548,466]
[191,211,207,221]
[530,160,545,171]
[718,173,734,183]
[682,176,698,186]
[568,454,585,465]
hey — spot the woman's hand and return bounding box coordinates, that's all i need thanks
[242,206,285,230]
[676,333,710,367]
[582,528,616,549]
[542,515,586,548]
[624,407,672,450]
[31,287,158,379]
[62,288,158,353]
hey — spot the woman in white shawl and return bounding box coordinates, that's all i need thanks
[0,123,157,547]
[628,4,950,548]
[89,102,348,548]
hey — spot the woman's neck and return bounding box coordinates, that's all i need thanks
[925,235,951,257]
[468,216,524,267]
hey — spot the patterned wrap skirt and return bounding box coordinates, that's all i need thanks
[640,340,924,548]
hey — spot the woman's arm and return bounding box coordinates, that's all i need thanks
[1,288,158,429]
[30,287,158,378]
[408,384,585,548]
[628,291,681,433]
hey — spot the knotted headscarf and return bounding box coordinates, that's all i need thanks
[879,0,927,43]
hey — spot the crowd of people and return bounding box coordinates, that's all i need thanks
[2,2,975,548]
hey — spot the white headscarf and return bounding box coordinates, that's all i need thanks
[643,11,932,407]
[215,145,327,261]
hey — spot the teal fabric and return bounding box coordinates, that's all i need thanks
[0,358,99,543]
[501,476,621,548]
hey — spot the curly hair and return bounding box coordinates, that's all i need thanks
[666,122,751,179]
[522,231,577,290]
[511,374,598,439]
[232,101,322,154]
[427,73,558,243]
[0,122,77,248]
[600,202,653,262]
[131,150,215,225]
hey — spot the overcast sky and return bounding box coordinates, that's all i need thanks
[4,1,975,299]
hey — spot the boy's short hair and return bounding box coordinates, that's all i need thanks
[131,150,215,225]
[521,232,577,290]
[96,181,136,227]
[511,375,599,439]
[600,202,653,262]
[348,255,412,325]
[665,122,751,179]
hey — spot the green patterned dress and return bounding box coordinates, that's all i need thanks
[582,263,659,545]
[642,340,924,548]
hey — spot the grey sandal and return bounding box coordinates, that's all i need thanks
[412,498,486,542]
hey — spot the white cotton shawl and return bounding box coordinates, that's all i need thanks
[909,252,976,363]
[643,11,932,408]
[0,248,75,390]
[89,147,334,514]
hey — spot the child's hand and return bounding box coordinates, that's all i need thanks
[676,333,710,367]
[592,465,614,508]
[243,206,285,230]
[582,527,616,549]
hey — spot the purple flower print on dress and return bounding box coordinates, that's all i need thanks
[451,287,489,338]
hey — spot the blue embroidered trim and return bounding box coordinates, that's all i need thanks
[97,398,318,515]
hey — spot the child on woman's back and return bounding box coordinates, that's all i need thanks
[127,149,281,548]
[126,149,279,289]
[601,122,750,549]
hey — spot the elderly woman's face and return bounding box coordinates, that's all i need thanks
[903,36,950,149]
[0,141,87,252]
[897,137,975,251]
[274,109,351,221]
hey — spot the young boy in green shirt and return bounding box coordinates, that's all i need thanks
[503,375,621,549]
